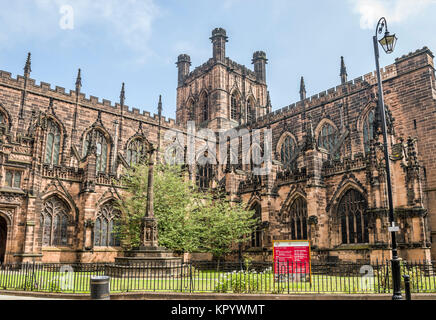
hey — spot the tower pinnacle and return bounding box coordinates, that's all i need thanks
[300,76,306,101]
[340,56,348,84]
[24,52,32,78]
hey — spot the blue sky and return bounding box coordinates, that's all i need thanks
[0,0,435,119]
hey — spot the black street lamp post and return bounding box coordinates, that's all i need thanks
[372,17,402,300]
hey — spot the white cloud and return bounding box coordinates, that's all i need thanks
[0,0,160,61]
[350,0,436,29]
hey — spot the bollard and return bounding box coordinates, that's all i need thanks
[403,275,411,301]
[90,276,110,300]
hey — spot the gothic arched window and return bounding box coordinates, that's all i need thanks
[250,203,262,248]
[127,138,149,166]
[288,197,308,240]
[94,202,121,247]
[83,130,109,173]
[318,122,340,159]
[187,99,195,122]
[338,189,369,244]
[200,93,209,123]
[247,98,255,123]
[196,163,213,190]
[44,119,61,166]
[231,92,240,121]
[40,197,69,247]
[363,109,376,154]
[280,135,296,167]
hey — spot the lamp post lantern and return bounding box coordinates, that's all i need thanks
[373,17,402,300]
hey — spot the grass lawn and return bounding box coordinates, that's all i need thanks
[0,269,435,294]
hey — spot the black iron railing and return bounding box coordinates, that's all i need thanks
[0,260,434,295]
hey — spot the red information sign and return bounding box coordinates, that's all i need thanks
[273,240,311,281]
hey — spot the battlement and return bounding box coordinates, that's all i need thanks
[184,56,258,84]
[211,28,228,39]
[252,47,433,127]
[0,69,182,130]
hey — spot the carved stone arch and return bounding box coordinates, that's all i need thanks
[41,114,66,165]
[326,176,367,214]
[280,186,307,217]
[95,188,120,210]
[38,193,75,247]
[198,89,210,122]
[41,191,74,221]
[40,178,79,223]
[331,186,369,245]
[246,142,263,170]
[185,96,196,121]
[80,123,113,175]
[43,112,67,139]
[229,88,242,121]
[314,118,339,141]
[0,210,13,264]
[195,147,218,165]
[124,133,152,152]
[276,132,298,156]
[0,210,12,227]
[246,94,257,122]
[356,100,378,133]
[0,103,13,131]
[80,113,114,155]
[94,199,122,247]
[246,193,262,210]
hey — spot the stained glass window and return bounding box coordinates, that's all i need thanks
[40,197,69,247]
[44,119,61,165]
[318,122,341,159]
[363,109,376,154]
[288,197,308,240]
[127,138,148,166]
[231,92,240,121]
[94,202,121,247]
[201,93,209,122]
[247,98,255,123]
[338,189,369,244]
[5,171,21,189]
[280,135,296,167]
[196,163,213,190]
[83,130,109,173]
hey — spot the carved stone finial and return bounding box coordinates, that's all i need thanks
[24,52,32,78]
[340,56,348,84]
[300,76,306,101]
[75,68,82,90]
[120,83,125,106]
[158,95,162,114]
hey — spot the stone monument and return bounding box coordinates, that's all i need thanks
[108,148,182,278]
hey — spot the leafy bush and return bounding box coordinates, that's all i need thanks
[214,270,265,294]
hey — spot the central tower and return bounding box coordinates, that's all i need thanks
[176,28,271,131]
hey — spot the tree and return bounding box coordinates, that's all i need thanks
[115,163,258,262]
[193,197,258,268]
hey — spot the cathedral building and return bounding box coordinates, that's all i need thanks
[0,28,434,264]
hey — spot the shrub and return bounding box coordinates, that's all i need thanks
[214,271,264,294]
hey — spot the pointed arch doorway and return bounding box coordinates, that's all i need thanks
[0,215,7,264]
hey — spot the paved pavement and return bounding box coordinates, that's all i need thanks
[0,294,65,300]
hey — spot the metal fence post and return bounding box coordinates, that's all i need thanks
[403,275,411,301]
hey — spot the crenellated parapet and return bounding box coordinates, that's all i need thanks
[249,47,434,129]
[0,70,182,131]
